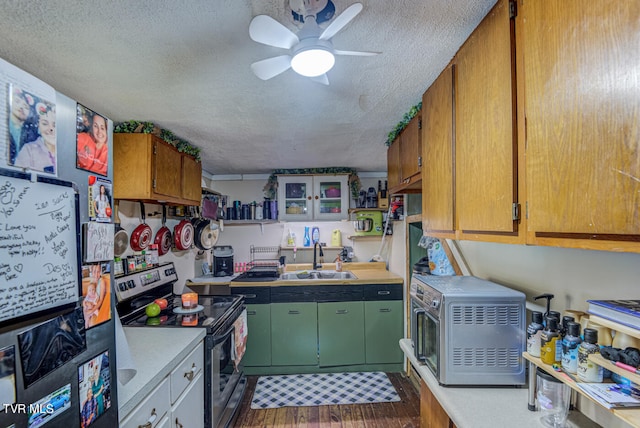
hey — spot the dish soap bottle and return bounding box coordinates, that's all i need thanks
[303,227,311,247]
[312,226,320,244]
[540,316,561,365]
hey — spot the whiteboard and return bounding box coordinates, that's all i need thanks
[0,168,80,324]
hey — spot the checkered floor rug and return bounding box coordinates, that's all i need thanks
[250,372,401,409]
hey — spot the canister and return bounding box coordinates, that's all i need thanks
[536,368,571,427]
[331,229,342,247]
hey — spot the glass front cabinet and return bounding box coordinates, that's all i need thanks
[277,175,349,221]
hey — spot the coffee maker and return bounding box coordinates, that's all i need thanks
[213,245,234,277]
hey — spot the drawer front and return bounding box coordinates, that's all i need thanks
[364,283,403,301]
[171,372,204,428]
[120,377,170,428]
[233,286,270,304]
[169,341,204,404]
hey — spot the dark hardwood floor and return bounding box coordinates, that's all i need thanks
[234,372,420,427]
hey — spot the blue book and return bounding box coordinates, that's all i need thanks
[587,300,640,330]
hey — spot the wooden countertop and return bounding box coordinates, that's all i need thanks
[187,262,403,287]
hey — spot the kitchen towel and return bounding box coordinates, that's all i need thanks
[231,309,247,371]
[250,372,400,409]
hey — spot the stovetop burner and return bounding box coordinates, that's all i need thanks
[124,294,240,330]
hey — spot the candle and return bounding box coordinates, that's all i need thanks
[181,292,198,309]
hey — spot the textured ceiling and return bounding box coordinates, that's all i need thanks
[0,0,496,175]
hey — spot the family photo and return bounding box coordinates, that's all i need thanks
[78,351,111,428]
[81,263,111,329]
[88,176,112,222]
[8,85,57,174]
[76,104,109,176]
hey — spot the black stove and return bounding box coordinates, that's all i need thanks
[115,262,247,428]
[115,262,243,332]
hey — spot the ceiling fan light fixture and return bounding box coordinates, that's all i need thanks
[291,47,335,77]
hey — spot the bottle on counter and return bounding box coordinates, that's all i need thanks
[561,315,575,338]
[527,311,545,357]
[561,321,582,374]
[311,226,320,244]
[540,316,561,365]
[303,227,311,247]
[577,328,603,382]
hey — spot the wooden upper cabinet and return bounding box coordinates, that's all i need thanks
[422,64,455,237]
[387,115,422,195]
[400,114,422,181]
[455,0,520,239]
[386,136,402,191]
[520,0,640,252]
[113,133,202,205]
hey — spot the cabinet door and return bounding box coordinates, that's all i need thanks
[387,137,402,192]
[271,302,318,366]
[455,0,519,236]
[153,139,182,200]
[181,154,202,204]
[171,372,204,428]
[318,301,365,367]
[120,377,170,428]
[521,0,640,251]
[422,64,455,237]
[420,379,452,428]
[313,175,349,220]
[243,304,271,367]
[400,115,422,181]
[277,176,314,221]
[364,300,403,364]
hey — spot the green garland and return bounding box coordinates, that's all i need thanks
[385,101,422,146]
[263,168,361,200]
[114,120,201,161]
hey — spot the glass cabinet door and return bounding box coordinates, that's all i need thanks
[277,176,313,221]
[313,175,349,220]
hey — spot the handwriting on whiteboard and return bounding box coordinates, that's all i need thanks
[0,176,78,322]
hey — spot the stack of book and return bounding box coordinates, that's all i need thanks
[576,383,640,409]
[587,300,640,330]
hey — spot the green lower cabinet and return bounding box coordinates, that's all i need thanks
[364,300,403,364]
[271,302,318,366]
[243,304,271,367]
[318,301,365,367]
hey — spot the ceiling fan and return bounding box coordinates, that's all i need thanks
[249,2,379,85]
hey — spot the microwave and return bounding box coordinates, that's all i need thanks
[410,274,526,386]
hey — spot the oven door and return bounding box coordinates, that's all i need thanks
[207,320,246,428]
[411,297,440,379]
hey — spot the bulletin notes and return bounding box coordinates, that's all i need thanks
[0,169,80,324]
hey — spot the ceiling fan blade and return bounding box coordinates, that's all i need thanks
[334,49,380,56]
[319,2,363,41]
[310,74,329,85]
[251,55,292,80]
[249,15,299,49]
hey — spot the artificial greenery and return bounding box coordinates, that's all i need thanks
[385,101,422,146]
[114,120,201,161]
[263,168,362,200]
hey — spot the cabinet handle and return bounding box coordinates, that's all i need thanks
[138,408,157,428]
[377,290,391,295]
[244,294,257,298]
[307,196,312,200]
[379,308,391,313]
[175,418,184,428]
[184,363,197,381]
[336,309,349,315]
[247,310,257,315]
[288,310,300,315]
[314,195,319,200]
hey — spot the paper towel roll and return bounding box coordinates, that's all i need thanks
[114,312,137,385]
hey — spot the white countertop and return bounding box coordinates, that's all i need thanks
[399,339,600,428]
[117,327,206,419]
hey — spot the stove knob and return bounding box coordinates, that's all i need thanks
[431,299,440,310]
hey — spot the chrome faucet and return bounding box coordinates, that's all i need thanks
[313,242,324,270]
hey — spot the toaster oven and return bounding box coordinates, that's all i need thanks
[410,274,526,386]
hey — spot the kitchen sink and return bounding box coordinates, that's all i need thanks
[279,270,358,281]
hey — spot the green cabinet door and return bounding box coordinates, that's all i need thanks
[318,301,365,367]
[243,304,271,367]
[271,302,318,366]
[365,300,404,364]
